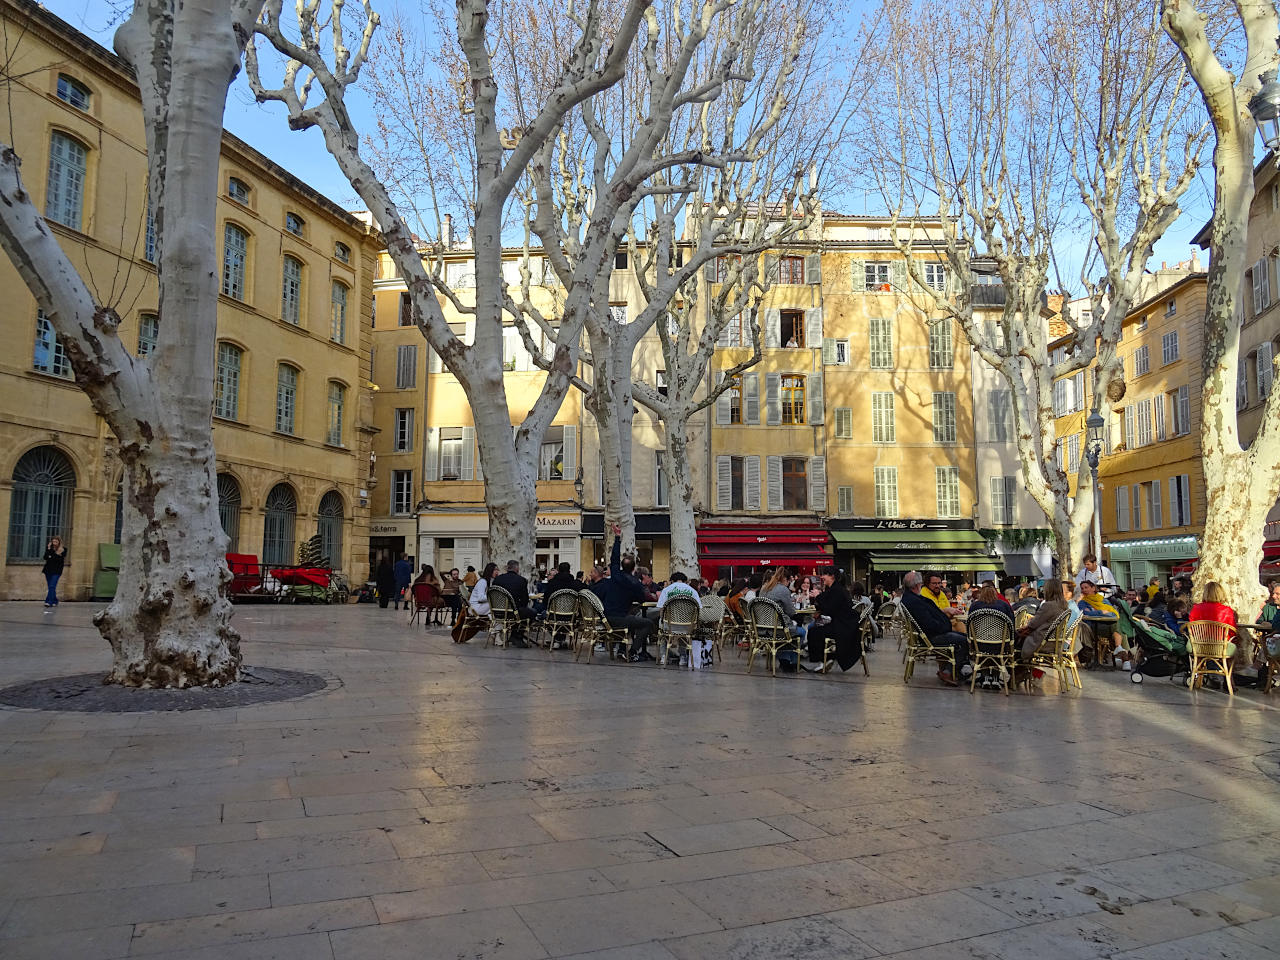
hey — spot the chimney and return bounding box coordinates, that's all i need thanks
[442,214,453,250]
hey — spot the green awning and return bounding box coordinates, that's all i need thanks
[867,551,1001,572]
[832,529,990,551]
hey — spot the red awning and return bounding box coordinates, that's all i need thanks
[1171,559,1199,576]
[1264,540,1280,560]
[696,524,830,547]
[695,525,832,579]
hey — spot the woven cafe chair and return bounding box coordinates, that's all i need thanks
[965,609,1016,695]
[1262,629,1280,694]
[1014,606,1034,631]
[573,590,631,662]
[486,584,521,648]
[900,606,957,683]
[698,594,727,663]
[746,597,796,677]
[1024,610,1082,691]
[725,599,751,657]
[407,582,434,627]
[536,589,579,651]
[1186,619,1238,696]
[877,604,903,651]
[657,595,701,666]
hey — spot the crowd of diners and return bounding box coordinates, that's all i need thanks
[390,542,1280,688]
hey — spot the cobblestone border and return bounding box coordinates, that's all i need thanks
[0,667,335,713]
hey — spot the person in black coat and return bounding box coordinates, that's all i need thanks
[805,566,862,672]
[375,556,396,609]
[544,561,581,595]
[493,560,536,644]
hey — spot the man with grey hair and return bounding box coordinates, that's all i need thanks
[900,570,970,686]
[493,559,535,644]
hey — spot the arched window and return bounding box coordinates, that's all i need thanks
[285,212,305,236]
[222,224,248,300]
[214,343,242,420]
[228,176,250,205]
[216,473,241,550]
[275,364,298,434]
[46,132,88,230]
[263,483,297,566]
[331,281,348,343]
[317,491,344,567]
[56,75,91,111]
[281,255,302,325]
[7,446,75,561]
[326,382,345,446]
[334,241,351,264]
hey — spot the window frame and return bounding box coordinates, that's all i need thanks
[778,255,805,285]
[869,317,893,368]
[935,466,961,518]
[779,309,805,348]
[136,313,159,356]
[214,342,242,420]
[393,408,415,452]
[932,391,957,443]
[391,470,414,515]
[330,281,348,343]
[275,364,298,435]
[55,74,91,110]
[780,375,806,425]
[326,381,346,446]
[45,131,88,231]
[285,212,305,237]
[871,391,895,443]
[281,255,303,325]
[874,466,899,518]
[222,223,249,300]
[781,457,807,510]
[334,241,351,264]
[1161,330,1180,365]
[227,176,251,204]
[928,319,954,369]
[33,311,72,379]
[864,262,892,289]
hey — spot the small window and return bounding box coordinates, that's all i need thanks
[922,262,947,291]
[228,177,250,204]
[865,262,891,289]
[394,408,415,452]
[136,313,159,356]
[778,256,805,284]
[614,250,628,270]
[285,212,305,236]
[780,309,805,348]
[539,426,566,481]
[56,75,90,111]
[1161,331,1179,365]
[608,304,628,325]
[1137,316,1148,331]
[833,339,849,364]
[657,370,668,398]
[780,375,805,425]
[1165,298,1176,317]
[33,311,71,378]
[932,391,957,443]
[391,470,413,514]
[837,485,854,517]
[334,241,351,263]
[834,407,853,439]
[1134,344,1150,377]
[331,282,348,343]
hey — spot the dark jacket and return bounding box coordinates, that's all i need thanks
[588,540,643,618]
[969,598,1014,617]
[902,588,954,638]
[375,560,396,593]
[809,581,862,671]
[493,571,531,609]
[42,548,65,576]
[393,559,413,588]
[545,571,581,595]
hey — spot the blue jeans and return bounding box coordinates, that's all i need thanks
[44,573,60,605]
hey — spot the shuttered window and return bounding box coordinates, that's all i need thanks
[395,344,417,389]
[874,466,898,518]
[935,466,961,518]
[872,392,895,443]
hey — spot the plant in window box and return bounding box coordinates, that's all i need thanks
[503,359,516,372]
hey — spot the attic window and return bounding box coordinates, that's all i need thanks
[56,75,90,111]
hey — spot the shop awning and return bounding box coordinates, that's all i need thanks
[867,551,1001,572]
[696,524,832,577]
[1002,553,1043,578]
[831,529,990,552]
[582,513,671,537]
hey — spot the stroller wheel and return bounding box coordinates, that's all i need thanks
[1130,671,1143,684]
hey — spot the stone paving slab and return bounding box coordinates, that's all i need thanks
[1,600,1279,958]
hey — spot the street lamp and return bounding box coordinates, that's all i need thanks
[1249,68,1280,155]
[573,468,584,506]
[1085,412,1106,562]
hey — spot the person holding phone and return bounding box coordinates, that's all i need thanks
[42,536,66,608]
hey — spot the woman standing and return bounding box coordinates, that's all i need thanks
[42,536,66,607]
[375,556,396,609]
[805,566,862,672]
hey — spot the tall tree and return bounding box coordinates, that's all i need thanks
[1163,0,1280,621]
[0,0,263,686]
[249,0,795,569]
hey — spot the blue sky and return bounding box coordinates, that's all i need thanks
[48,0,1213,278]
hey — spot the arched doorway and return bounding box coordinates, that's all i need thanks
[7,446,76,561]
[216,473,241,551]
[316,491,344,568]
[262,483,297,567]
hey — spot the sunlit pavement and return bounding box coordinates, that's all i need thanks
[1,599,1278,960]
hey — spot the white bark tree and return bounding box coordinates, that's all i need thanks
[0,0,262,686]
[248,0,793,570]
[865,0,1205,574]
[1163,0,1280,621]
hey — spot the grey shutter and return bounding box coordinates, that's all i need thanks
[764,252,779,282]
[1154,395,1166,441]
[764,309,781,349]
[475,431,483,483]
[716,456,732,510]
[805,308,823,348]
[461,426,475,480]
[1151,479,1162,527]
[424,426,439,481]
[715,372,731,425]
[1180,474,1191,524]
[808,371,824,425]
[744,373,760,424]
[765,373,782,425]
[805,253,822,284]
[1167,477,1176,526]
[849,259,866,292]
[716,313,732,348]
[808,456,826,512]
[822,337,837,365]
[704,258,718,282]
[562,424,577,479]
[766,456,783,511]
[890,260,908,289]
[1004,476,1017,524]
[745,456,761,511]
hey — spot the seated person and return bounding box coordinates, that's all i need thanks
[805,566,862,672]
[760,567,803,639]
[588,528,656,661]
[544,561,581,595]
[968,583,1014,617]
[1077,579,1127,666]
[921,574,958,614]
[1189,580,1239,661]
[900,570,970,686]
[1011,584,1042,616]
[1017,578,1070,660]
[493,560,537,646]
[725,578,750,620]
[651,571,701,622]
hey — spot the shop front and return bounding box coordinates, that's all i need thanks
[829,519,1000,587]
[415,508,581,577]
[368,519,415,573]
[582,513,671,578]
[1105,535,1198,590]
[695,523,831,582]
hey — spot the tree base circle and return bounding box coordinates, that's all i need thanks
[0,667,333,713]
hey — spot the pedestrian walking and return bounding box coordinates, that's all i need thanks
[393,553,413,610]
[375,556,396,609]
[42,536,65,608]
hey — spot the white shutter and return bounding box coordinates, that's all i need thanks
[1254,258,1266,315]
[890,259,908,289]
[1259,342,1275,397]
[1072,371,1085,411]
[745,456,761,511]
[561,424,577,479]
[744,373,760,424]
[808,372,824,425]
[1154,395,1166,441]
[805,308,823,348]
[716,314,732,348]
[716,456,732,510]
[764,309,781,349]
[1123,406,1135,447]
[808,456,826,512]
[704,258,718,282]
[1167,477,1176,526]
[1151,480,1162,528]
[1132,485,1142,531]
[766,373,782,425]
[766,456,783,511]
[849,259,866,291]
[822,337,837,365]
[715,372,731,425]
[990,476,1005,525]
[805,253,822,284]
[1180,474,1191,525]
[1116,484,1129,531]
[475,431,483,483]
[428,347,442,374]
[1177,386,1191,434]
[461,426,475,480]
[463,317,475,346]
[425,426,439,481]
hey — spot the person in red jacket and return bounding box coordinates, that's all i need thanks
[1189,581,1237,628]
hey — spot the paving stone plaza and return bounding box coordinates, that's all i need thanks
[0,601,1278,959]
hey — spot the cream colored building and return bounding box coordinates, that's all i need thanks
[0,0,378,599]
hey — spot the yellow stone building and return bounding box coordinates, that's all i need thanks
[0,0,379,600]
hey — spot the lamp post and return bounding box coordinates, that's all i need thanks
[1085,412,1106,563]
[1249,69,1280,155]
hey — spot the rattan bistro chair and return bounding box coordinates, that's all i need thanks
[901,606,957,683]
[573,590,630,662]
[1186,619,1238,696]
[657,595,701,666]
[537,589,580,651]
[1024,610,1082,692]
[877,604,903,651]
[966,609,1016,695]
[746,597,796,677]
[486,584,521,648]
[698,594,727,663]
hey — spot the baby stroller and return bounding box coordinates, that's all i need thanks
[1128,615,1189,684]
